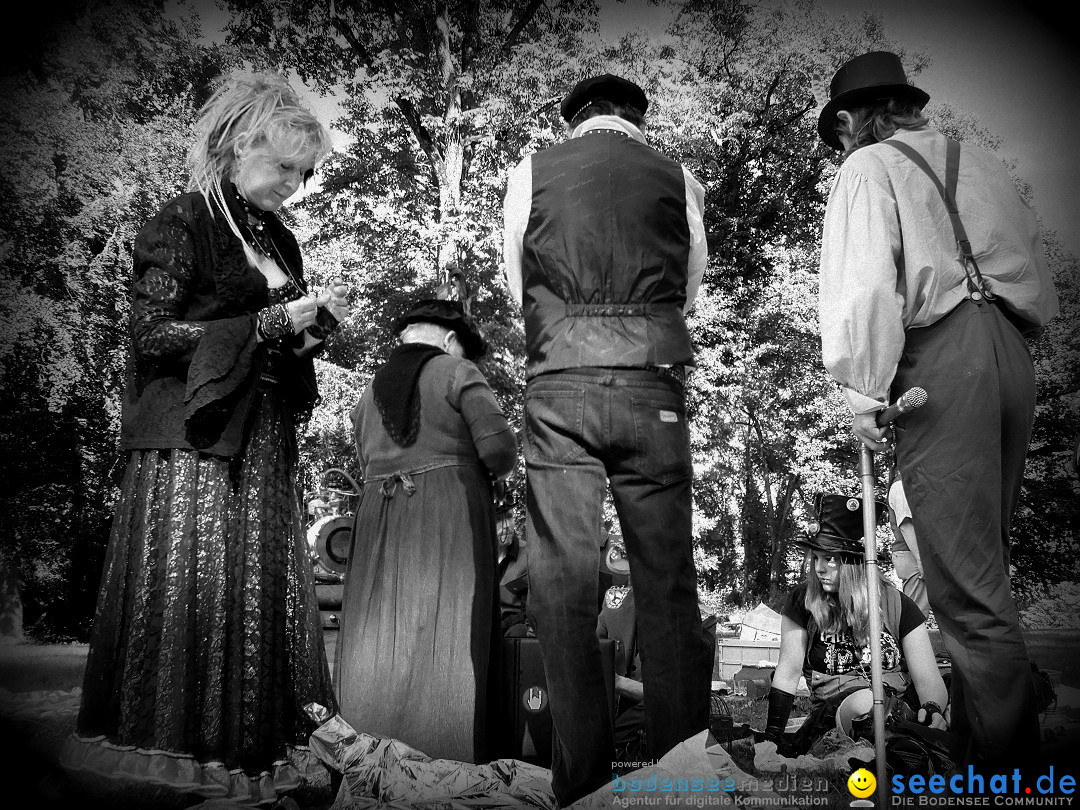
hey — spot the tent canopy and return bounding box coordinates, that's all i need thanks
[738,602,782,641]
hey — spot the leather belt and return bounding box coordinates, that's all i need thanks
[645,364,687,391]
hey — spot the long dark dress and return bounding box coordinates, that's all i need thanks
[336,349,516,763]
[62,188,336,804]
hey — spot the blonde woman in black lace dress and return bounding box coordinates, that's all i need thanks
[62,73,348,805]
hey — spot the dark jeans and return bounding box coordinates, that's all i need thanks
[524,368,712,806]
[894,298,1041,773]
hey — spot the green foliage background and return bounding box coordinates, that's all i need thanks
[1,0,1076,639]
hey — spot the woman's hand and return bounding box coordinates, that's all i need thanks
[316,279,350,324]
[302,280,349,345]
[285,295,321,334]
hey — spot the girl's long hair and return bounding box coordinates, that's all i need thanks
[803,552,888,646]
[838,98,929,155]
[186,72,332,247]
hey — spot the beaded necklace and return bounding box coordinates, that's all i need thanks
[233,184,278,261]
[232,184,307,295]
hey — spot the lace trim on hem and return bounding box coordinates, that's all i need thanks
[61,733,322,806]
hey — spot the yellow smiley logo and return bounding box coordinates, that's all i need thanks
[847,768,876,798]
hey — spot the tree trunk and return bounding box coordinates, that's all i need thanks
[767,473,800,600]
[435,3,464,283]
[0,558,25,644]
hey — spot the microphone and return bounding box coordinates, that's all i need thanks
[876,387,927,427]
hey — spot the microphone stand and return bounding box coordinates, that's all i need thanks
[860,386,927,809]
[859,444,887,809]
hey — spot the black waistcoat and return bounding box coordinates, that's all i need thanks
[521,130,695,378]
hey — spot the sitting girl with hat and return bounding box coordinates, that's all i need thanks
[763,493,949,754]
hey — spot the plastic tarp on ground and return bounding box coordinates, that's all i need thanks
[308,710,556,809]
[305,710,783,810]
[570,729,784,809]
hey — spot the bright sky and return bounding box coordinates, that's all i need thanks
[598,0,1080,258]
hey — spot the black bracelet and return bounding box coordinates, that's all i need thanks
[258,304,292,341]
[919,701,944,725]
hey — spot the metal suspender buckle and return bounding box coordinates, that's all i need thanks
[885,138,997,303]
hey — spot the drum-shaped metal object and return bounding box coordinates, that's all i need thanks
[307,514,354,575]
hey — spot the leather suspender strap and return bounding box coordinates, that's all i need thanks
[941,138,978,275]
[884,138,996,302]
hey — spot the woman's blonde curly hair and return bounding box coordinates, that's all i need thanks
[187,72,331,241]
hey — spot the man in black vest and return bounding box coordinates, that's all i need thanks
[502,74,713,806]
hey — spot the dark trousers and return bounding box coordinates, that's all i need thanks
[524,368,712,807]
[894,298,1041,772]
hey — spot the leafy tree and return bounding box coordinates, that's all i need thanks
[0,0,231,638]
[223,0,602,347]
[4,0,1075,636]
[645,0,898,603]
[273,0,1078,606]
[221,0,612,508]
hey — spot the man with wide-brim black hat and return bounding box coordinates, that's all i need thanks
[336,297,515,763]
[815,50,1058,774]
[502,74,711,805]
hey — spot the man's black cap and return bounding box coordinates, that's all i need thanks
[560,74,648,122]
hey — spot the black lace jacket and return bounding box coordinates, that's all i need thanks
[119,185,318,457]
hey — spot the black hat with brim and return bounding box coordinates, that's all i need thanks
[794,532,866,560]
[817,51,929,150]
[560,74,648,122]
[794,493,886,559]
[393,298,487,360]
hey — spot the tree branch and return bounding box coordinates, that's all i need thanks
[758,70,782,123]
[501,0,544,54]
[328,1,440,162]
[458,0,481,73]
[328,3,374,68]
[768,473,800,594]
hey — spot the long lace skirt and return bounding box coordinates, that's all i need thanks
[62,391,336,804]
